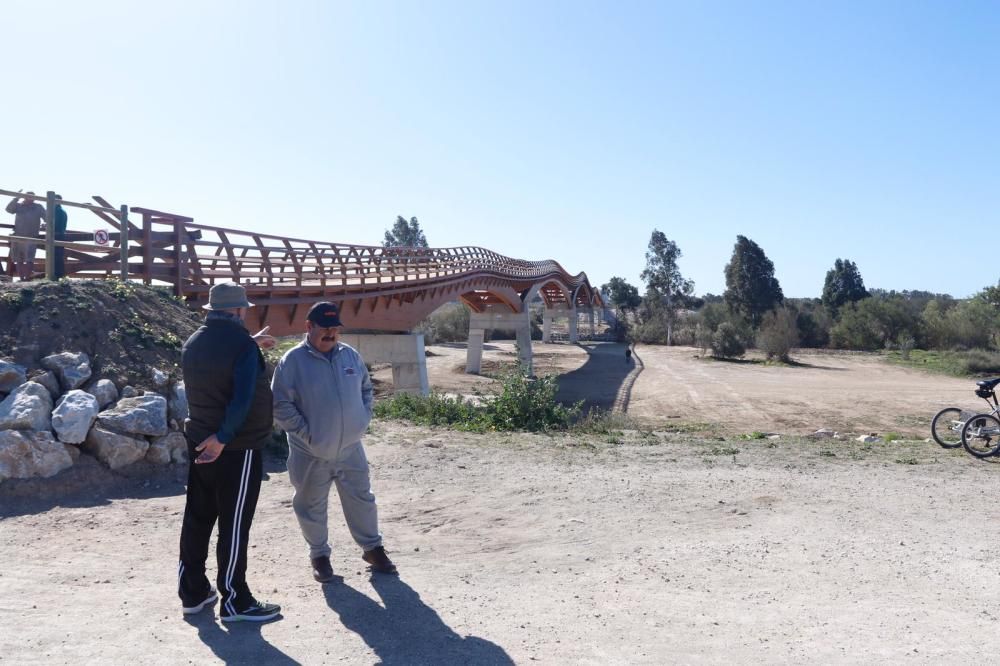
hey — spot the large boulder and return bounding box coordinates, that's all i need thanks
[88,379,119,410]
[96,394,168,437]
[41,351,92,391]
[0,430,74,483]
[30,371,61,400]
[51,390,101,444]
[120,386,140,399]
[169,381,188,423]
[0,361,27,393]
[0,382,54,431]
[84,426,149,470]
[146,432,188,465]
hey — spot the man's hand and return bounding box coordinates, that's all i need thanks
[253,326,276,350]
[195,434,225,464]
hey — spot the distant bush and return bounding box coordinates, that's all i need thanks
[414,302,470,344]
[757,307,799,361]
[961,349,1000,375]
[711,322,746,359]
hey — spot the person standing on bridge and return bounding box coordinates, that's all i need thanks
[5,190,45,281]
[271,301,397,582]
[178,282,281,623]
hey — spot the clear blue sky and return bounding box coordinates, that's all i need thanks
[2,0,997,298]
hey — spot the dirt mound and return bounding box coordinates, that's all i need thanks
[0,280,201,389]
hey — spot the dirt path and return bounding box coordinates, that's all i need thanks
[2,345,996,664]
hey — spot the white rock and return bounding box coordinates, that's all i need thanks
[856,434,881,443]
[0,430,73,483]
[41,351,93,391]
[96,394,168,437]
[84,426,149,470]
[146,432,188,465]
[88,379,119,409]
[0,360,27,393]
[30,371,61,400]
[169,381,188,423]
[0,382,54,431]
[152,368,169,388]
[52,390,101,444]
[812,429,836,439]
[120,386,140,399]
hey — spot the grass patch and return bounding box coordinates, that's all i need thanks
[886,349,1000,377]
[708,446,740,456]
[374,367,581,433]
[738,431,767,440]
[895,457,920,465]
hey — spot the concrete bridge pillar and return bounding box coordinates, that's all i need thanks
[466,328,486,375]
[587,308,596,337]
[568,307,579,343]
[467,309,533,375]
[542,310,553,343]
[339,333,430,395]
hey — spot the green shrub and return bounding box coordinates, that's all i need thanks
[486,369,581,431]
[373,392,486,430]
[711,322,746,359]
[961,349,1000,375]
[374,368,581,432]
[756,307,799,361]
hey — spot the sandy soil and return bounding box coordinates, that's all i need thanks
[2,343,997,664]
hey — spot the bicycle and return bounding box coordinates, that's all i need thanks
[957,378,1000,458]
[930,378,1000,450]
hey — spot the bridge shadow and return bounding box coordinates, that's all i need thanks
[323,576,513,665]
[554,342,638,413]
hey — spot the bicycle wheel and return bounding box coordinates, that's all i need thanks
[961,413,1000,458]
[931,407,964,448]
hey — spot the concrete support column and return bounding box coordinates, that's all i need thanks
[467,309,533,375]
[339,333,430,395]
[587,308,596,336]
[466,328,485,375]
[568,307,579,343]
[542,309,553,343]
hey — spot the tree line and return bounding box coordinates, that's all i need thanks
[603,231,1000,364]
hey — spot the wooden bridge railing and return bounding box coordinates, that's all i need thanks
[0,187,600,309]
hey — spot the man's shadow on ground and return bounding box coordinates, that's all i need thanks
[324,575,514,666]
[185,611,298,665]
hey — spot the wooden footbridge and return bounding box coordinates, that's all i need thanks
[0,189,603,337]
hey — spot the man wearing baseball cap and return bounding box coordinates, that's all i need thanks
[177,282,281,622]
[271,301,397,582]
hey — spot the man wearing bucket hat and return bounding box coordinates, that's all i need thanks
[271,301,397,583]
[177,282,281,622]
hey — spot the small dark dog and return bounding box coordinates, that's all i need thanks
[625,347,632,362]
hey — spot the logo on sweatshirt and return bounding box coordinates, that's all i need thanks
[345,367,356,376]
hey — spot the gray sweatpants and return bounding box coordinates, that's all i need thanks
[287,443,383,558]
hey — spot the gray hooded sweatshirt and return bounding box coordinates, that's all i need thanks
[271,339,373,461]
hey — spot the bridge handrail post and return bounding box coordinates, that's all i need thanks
[142,213,152,284]
[119,205,129,280]
[174,217,184,298]
[44,191,56,280]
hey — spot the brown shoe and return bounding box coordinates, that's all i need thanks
[311,556,335,583]
[362,546,398,574]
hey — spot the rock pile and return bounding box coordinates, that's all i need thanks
[0,352,188,484]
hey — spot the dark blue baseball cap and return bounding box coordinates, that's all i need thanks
[307,301,343,327]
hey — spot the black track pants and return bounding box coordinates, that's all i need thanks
[178,444,262,613]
